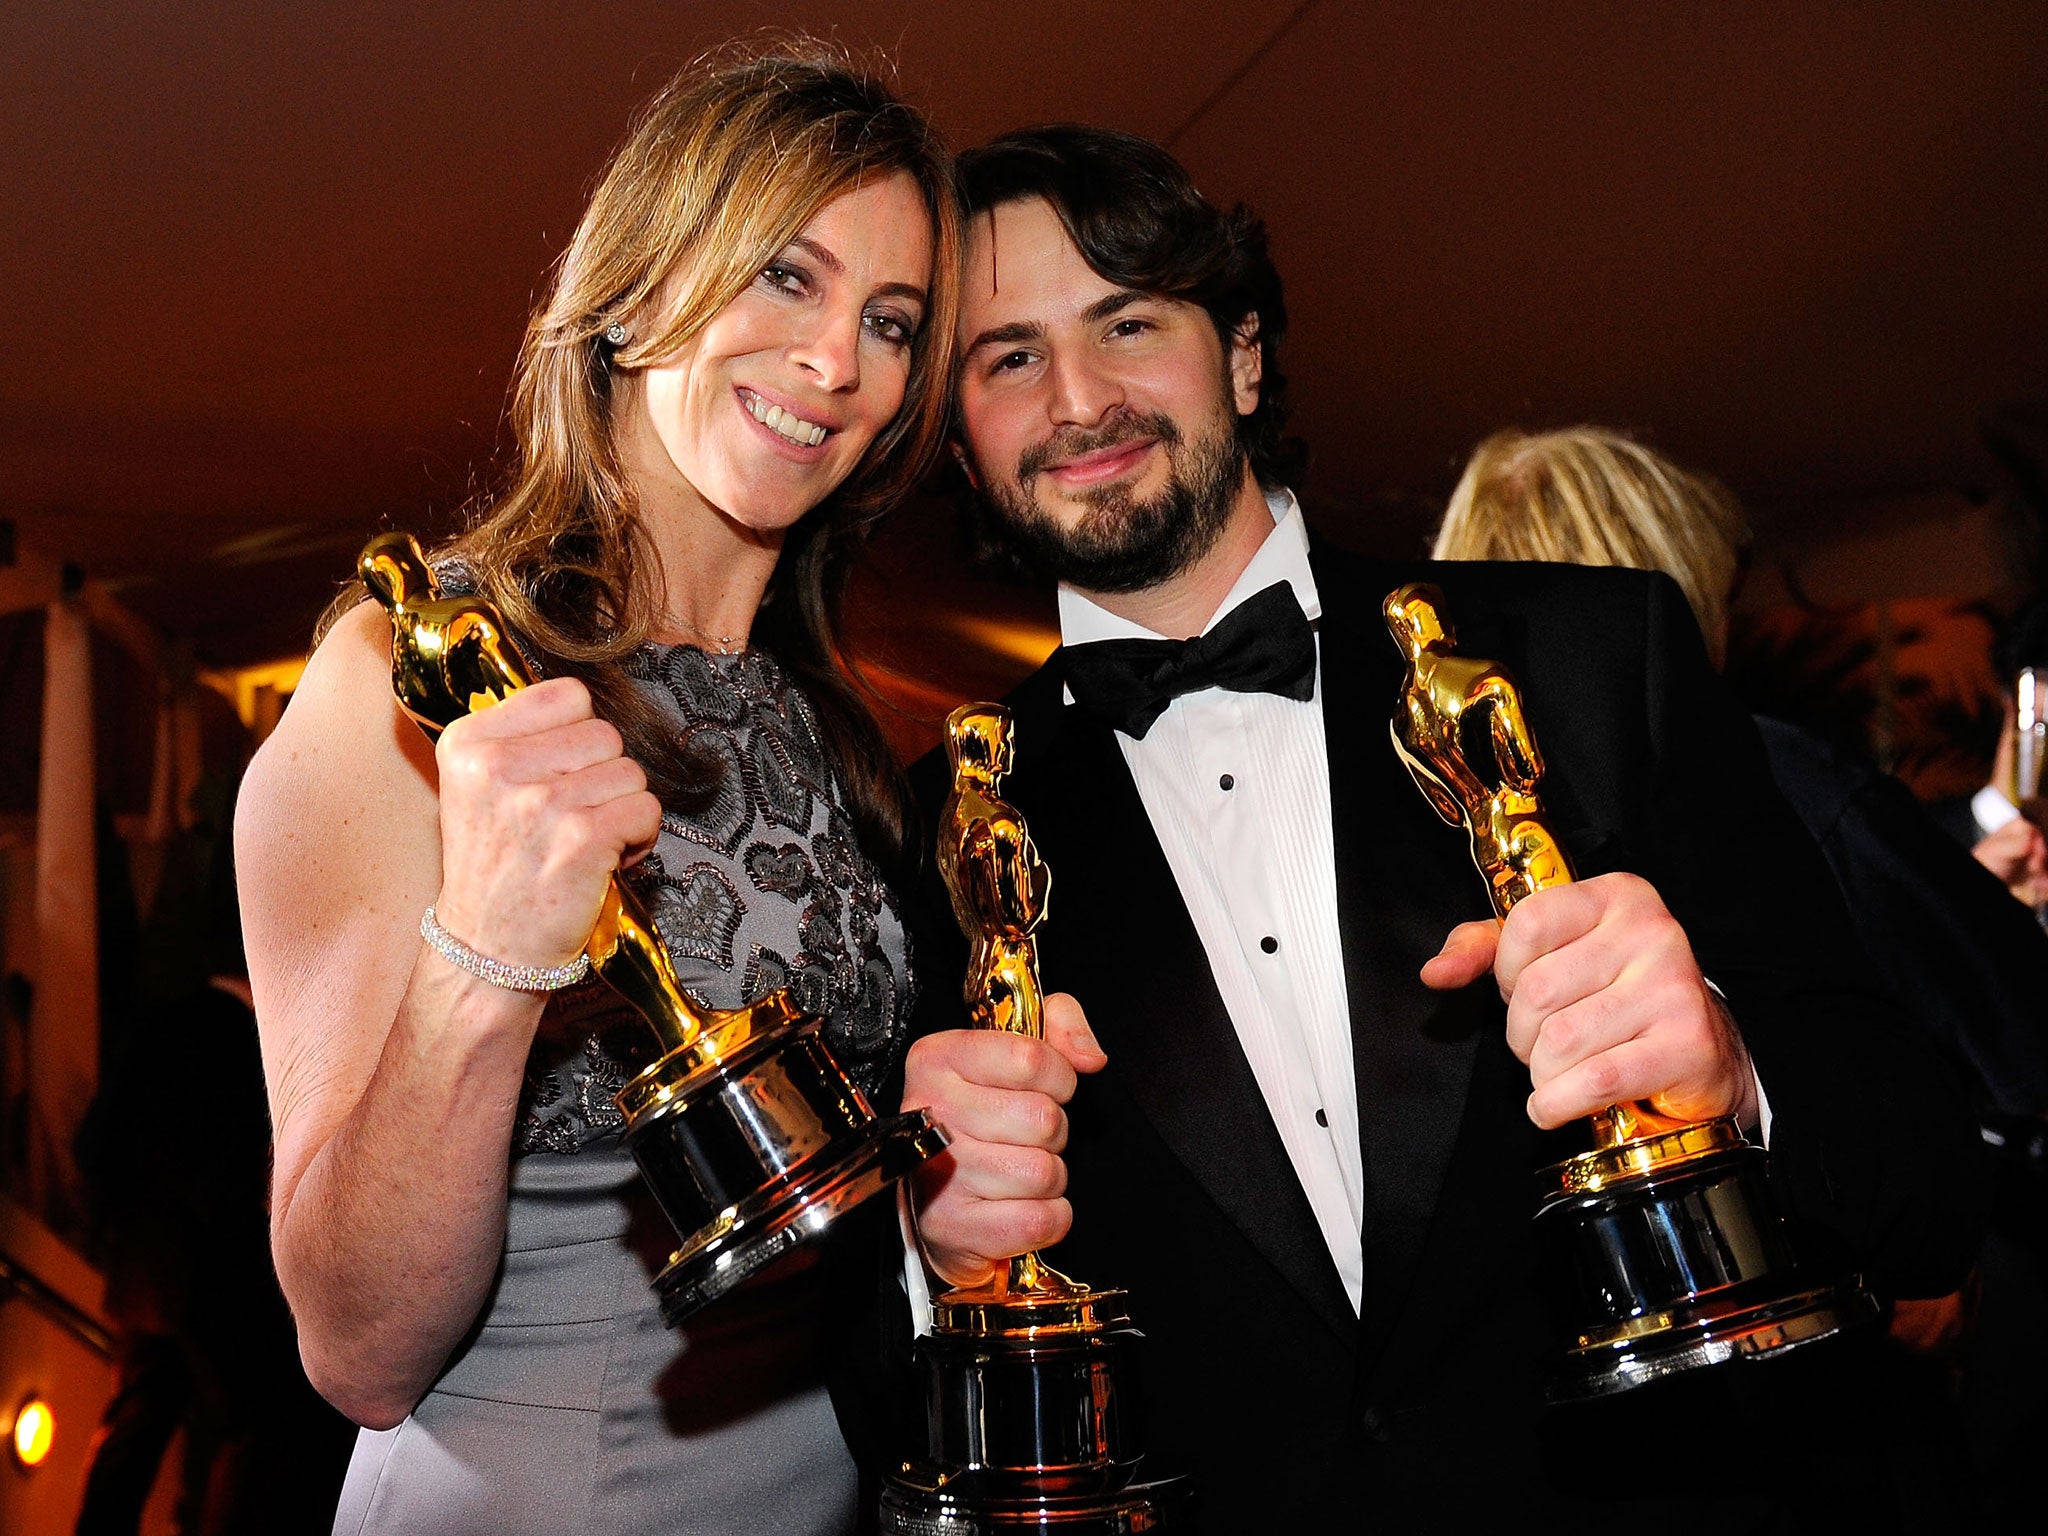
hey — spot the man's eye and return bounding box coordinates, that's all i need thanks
[991,350,1034,374]
[1109,318,1151,338]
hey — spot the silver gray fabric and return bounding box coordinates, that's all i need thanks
[331,1149,858,1535]
[333,645,908,1535]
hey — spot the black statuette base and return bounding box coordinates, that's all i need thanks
[1535,1137,1879,1401]
[879,1469,1194,1535]
[921,1321,1141,1483]
[620,1015,945,1326]
[880,1315,1193,1533]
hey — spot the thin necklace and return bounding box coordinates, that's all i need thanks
[670,616,748,655]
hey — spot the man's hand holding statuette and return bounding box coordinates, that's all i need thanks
[1421,871,1759,1132]
[901,993,1106,1287]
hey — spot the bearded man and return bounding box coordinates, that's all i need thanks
[885,126,1983,1529]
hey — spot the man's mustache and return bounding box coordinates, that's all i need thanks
[1016,408,1183,482]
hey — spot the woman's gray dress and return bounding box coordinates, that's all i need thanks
[333,644,913,1535]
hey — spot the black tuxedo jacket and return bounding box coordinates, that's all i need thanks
[879,547,1985,1530]
[1754,714,2048,1119]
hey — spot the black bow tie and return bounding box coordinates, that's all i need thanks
[1061,581,1317,739]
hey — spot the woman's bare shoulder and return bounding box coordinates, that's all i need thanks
[240,600,430,829]
[236,598,439,979]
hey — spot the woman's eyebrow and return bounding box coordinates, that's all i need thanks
[787,235,925,306]
[788,235,844,273]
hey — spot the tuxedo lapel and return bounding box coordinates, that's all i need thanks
[1314,555,1500,1361]
[1022,686,1356,1346]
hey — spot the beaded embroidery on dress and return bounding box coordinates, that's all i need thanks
[513,641,913,1155]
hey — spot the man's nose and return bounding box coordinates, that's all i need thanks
[1046,348,1122,427]
[789,311,862,393]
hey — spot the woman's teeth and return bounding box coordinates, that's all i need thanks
[745,393,827,447]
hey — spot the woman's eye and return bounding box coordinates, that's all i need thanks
[759,263,807,294]
[864,310,916,346]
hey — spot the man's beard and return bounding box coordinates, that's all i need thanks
[973,404,1248,594]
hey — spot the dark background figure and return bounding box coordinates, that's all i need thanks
[72,771,354,1534]
[1929,600,2048,907]
[1749,714,2048,1523]
[1746,719,2048,1121]
[1925,597,2048,1523]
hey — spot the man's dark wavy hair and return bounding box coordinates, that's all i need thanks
[955,124,1306,492]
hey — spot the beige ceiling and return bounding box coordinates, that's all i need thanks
[3,1,2045,669]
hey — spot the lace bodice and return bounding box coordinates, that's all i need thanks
[515,642,913,1154]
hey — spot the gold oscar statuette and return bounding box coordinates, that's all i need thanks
[880,704,1192,1535]
[360,532,945,1324]
[1383,581,1878,1399]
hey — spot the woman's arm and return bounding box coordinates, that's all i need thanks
[237,601,659,1428]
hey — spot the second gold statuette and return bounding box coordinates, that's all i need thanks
[880,704,1192,1535]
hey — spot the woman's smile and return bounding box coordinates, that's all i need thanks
[737,385,836,455]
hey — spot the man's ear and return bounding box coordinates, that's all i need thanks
[950,440,981,490]
[1229,314,1264,418]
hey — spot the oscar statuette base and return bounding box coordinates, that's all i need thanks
[617,1003,947,1326]
[879,1470,1194,1535]
[1535,1116,1880,1402]
[880,1286,1192,1535]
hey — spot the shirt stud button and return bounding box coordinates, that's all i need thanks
[1260,935,1278,954]
[1315,1108,1329,1128]
[1219,773,1235,791]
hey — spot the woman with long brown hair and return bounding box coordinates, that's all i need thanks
[235,46,959,1534]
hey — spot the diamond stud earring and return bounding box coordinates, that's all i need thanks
[603,321,629,346]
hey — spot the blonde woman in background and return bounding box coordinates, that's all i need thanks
[1435,426,1750,666]
[236,46,959,1536]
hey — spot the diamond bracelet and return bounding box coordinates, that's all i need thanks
[419,905,592,992]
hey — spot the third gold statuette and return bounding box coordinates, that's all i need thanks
[1384,581,1877,1399]
[880,703,1191,1535]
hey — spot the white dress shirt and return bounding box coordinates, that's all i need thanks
[1056,491,1365,1313]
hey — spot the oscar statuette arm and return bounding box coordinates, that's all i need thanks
[1480,671,1545,791]
[1393,722,1471,831]
[988,816,1051,942]
[956,816,1004,937]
